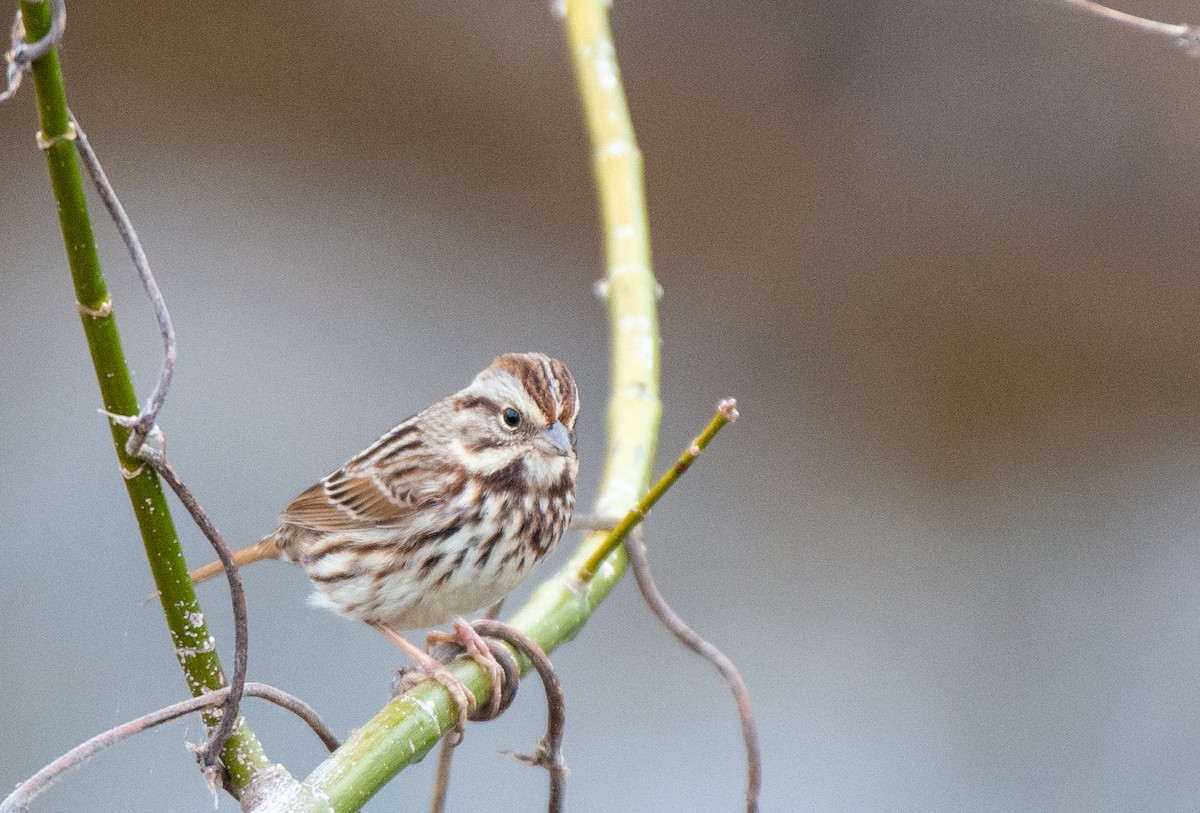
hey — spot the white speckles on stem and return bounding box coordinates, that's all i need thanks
[597,557,619,581]
[186,611,205,627]
[614,224,637,242]
[172,620,208,643]
[629,333,656,369]
[593,39,618,90]
[176,635,217,658]
[617,314,651,333]
[597,138,635,159]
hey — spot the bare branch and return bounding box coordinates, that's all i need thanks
[624,527,762,813]
[0,683,339,813]
[70,113,175,456]
[245,683,341,752]
[1052,0,1200,54]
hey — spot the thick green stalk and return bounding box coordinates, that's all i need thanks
[272,2,662,810]
[558,0,662,586]
[19,0,269,786]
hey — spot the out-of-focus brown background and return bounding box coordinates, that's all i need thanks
[4,1,1200,810]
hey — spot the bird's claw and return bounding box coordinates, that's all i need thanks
[427,619,508,721]
[394,660,477,744]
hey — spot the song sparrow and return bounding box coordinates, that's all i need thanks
[189,352,579,729]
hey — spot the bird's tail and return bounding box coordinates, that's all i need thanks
[188,536,283,586]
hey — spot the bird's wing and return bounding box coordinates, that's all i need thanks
[280,417,446,532]
[280,472,411,531]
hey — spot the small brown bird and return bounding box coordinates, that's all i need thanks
[189,353,579,728]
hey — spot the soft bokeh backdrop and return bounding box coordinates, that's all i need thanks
[4,1,1200,810]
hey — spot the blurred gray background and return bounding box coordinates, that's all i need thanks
[4,0,1200,810]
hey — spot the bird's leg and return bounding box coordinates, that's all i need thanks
[372,621,476,740]
[427,601,508,813]
[426,618,506,720]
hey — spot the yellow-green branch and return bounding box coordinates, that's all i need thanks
[579,399,739,579]
[266,2,664,810]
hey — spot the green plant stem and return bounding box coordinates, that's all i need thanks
[19,0,269,787]
[561,0,662,583]
[579,401,737,579]
[265,2,662,810]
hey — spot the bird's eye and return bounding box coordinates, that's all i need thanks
[502,407,522,428]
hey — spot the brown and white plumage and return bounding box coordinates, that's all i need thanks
[189,353,579,632]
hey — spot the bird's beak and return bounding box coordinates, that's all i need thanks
[535,421,574,457]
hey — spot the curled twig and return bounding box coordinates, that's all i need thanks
[624,526,762,813]
[143,454,249,769]
[70,112,175,456]
[241,684,341,752]
[0,682,339,813]
[70,112,243,770]
[1052,0,1200,54]
[0,0,65,103]
[428,600,507,813]
[472,620,568,813]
